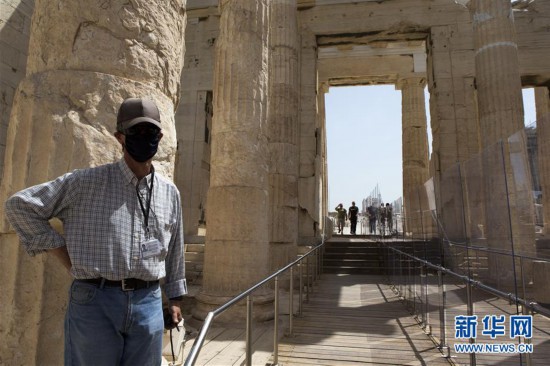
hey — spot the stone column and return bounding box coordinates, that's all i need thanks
[535,87,550,237]
[0,2,186,364]
[533,87,550,296]
[298,27,319,245]
[194,0,272,322]
[397,77,430,238]
[471,0,524,145]
[268,0,299,273]
[469,0,535,288]
[317,83,329,237]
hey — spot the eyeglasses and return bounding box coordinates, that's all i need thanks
[123,125,161,136]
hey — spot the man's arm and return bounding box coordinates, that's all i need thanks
[4,172,79,256]
[163,190,188,324]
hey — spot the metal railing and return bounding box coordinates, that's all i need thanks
[387,245,550,366]
[183,239,326,366]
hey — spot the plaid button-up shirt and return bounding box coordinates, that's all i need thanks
[5,159,187,298]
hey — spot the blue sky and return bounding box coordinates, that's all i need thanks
[325,86,537,210]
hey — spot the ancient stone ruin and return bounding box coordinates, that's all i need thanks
[1,0,549,364]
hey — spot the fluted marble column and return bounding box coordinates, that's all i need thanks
[317,82,329,236]
[0,1,186,364]
[268,0,299,273]
[397,77,430,237]
[471,0,524,145]
[533,87,550,307]
[299,27,319,245]
[470,0,535,288]
[535,87,550,236]
[194,0,272,321]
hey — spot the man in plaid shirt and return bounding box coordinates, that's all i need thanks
[5,98,187,365]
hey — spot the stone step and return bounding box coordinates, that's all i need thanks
[325,244,381,250]
[324,258,382,267]
[325,242,381,248]
[324,253,383,259]
[184,240,205,286]
[326,250,384,255]
[323,266,385,275]
[185,235,205,244]
[185,252,204,262]
[185,243,205,252]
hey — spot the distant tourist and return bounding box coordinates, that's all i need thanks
[348,201,359,235]
[367,205,376,234]
[386,203,393,234]
[335,203,347,234]
[379,203,386,235]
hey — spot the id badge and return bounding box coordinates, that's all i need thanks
[141,238,161,259]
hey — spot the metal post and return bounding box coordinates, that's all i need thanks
[246,295,253,366]
[408,255,413,311]
[320,245,324,275]
[313,250,318,283]
[306,255,310,303]
[273,277,279,366]
[398,252,403,298]
[288,267,294,335]
[424,266,431,335]
[437,270,450,358]
[299,261,303,316]
[524,307,533,366]
[317,248,321,280]
[466,281,476,366]
[405,253,410,304]
[391,248,396,291]
[318,247,322,278]
[420,265,426,327]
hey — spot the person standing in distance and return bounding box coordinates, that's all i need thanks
[385,203,394,234]
[379,203,387,236]
[367,205,377,234]
[4,98,187,366]
[348,201,359,235]
[335,203,347,234]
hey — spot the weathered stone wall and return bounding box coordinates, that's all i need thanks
[174,9,218,238]
[0,1,186,364]
[0,0,34,181]
[1,0,549,360]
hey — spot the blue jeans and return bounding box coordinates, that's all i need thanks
[64,280,164,366]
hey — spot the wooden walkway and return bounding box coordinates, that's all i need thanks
[274,274,451,366]
[175,274,451,365]
[174,273,550,365]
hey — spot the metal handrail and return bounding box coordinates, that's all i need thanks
[387,246,550,318]
[442,240,550,263]
[184,239,326,366]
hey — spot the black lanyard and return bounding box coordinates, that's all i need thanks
[136,170,155,233]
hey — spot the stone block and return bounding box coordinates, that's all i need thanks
[209,130,268,187]
[205,186,269,242]
[26,1,185,103]
[269,143,299,176]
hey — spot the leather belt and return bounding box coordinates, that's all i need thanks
[78,278,159,291]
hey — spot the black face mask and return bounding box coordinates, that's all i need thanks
[124,133,160,162]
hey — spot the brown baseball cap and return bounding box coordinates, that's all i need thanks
[117,98,161,131]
